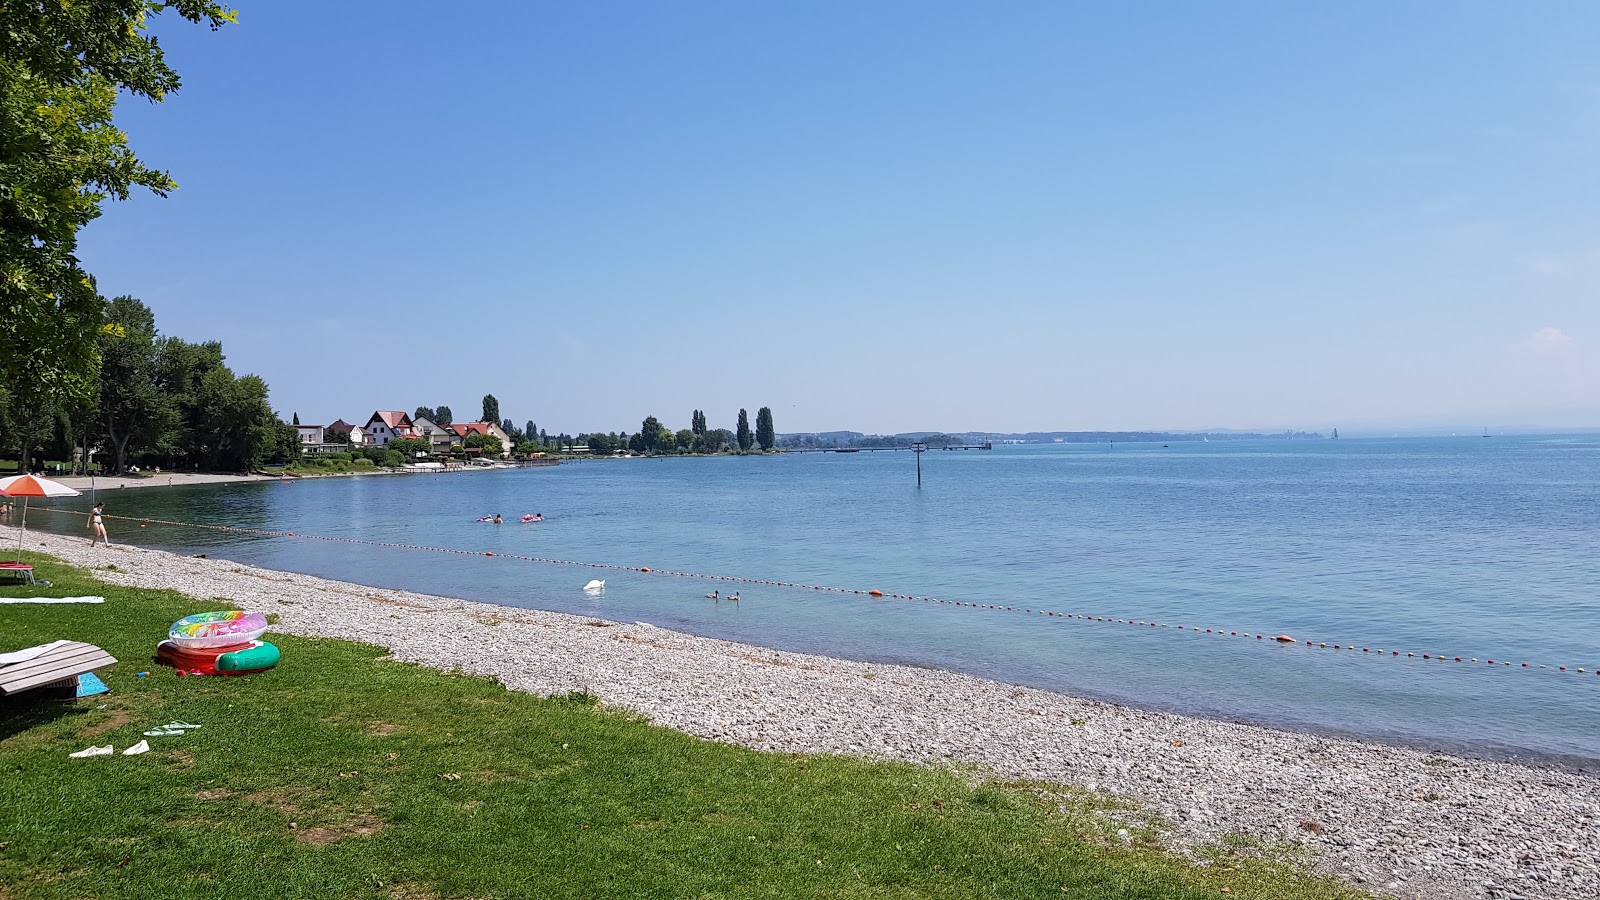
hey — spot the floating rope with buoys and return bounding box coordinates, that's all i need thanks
[31,507,1598,680]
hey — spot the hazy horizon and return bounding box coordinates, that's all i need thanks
[81,3,1600,436]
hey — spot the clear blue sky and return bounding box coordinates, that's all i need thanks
[80,2,1600,435]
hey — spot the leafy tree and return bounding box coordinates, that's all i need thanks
[192,369,276,472]
[481,394,499,425]
[675,429,695,453]
[292,411,300,426]
[540,428,548,444]
[525,421,536,443]
[501,418,523,442]
[756,407,775,451]
[513,440,541,456]
[638,416,664,453]
[414,406,437,423]
[388,436,430,458]
[434,405,452,425]
[736,409,753,452]
[323,427,350,445]
[691,409,707,436]
[464,432,503,457]
[97,295,171,474]
[264,420,300,465]
[1,2,235,407]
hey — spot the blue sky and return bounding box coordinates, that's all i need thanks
[80,2,1600,435]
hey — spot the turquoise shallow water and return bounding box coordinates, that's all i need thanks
[31,437,1600,766]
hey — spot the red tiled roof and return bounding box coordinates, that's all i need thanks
[367,410,413,429]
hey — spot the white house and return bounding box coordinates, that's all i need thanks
[294,424,325,446]
[364,411,418,447]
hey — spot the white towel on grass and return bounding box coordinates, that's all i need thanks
[0,596,104,605]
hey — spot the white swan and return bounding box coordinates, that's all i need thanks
[583,579,605,591]
[706,590,719,600]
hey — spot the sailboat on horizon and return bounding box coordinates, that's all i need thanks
[1482,426,1491,438]
[1332,427,1338,440]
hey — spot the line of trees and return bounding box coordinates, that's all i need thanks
[582,408,775,456]
[0,295,295,474]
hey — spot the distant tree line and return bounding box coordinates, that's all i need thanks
[582,407,775,456]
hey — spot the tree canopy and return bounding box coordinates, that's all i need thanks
[0,1,235,404]
[755,407,775,452]
[481,394,499,425]
[736,409,753,452]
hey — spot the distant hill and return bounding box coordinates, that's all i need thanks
[777,429,1323,448]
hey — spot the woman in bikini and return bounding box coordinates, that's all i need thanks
[89,502,110,547]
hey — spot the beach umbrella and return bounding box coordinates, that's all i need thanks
[0,474,83,562]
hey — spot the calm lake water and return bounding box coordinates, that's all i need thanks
[32,437,1600,766]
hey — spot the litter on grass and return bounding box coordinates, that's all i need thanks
[143,721,201,737]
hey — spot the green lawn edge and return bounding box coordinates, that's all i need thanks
[0,555,1370,900]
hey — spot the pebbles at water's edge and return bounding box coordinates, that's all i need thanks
[14,529,1598,900]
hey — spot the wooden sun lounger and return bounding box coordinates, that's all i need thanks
[0,641,117,697]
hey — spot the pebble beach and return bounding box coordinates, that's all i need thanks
[12,528,1599,900]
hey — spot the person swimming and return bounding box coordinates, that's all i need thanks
[492,514,502,524]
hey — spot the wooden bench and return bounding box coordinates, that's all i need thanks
[0,641,117,697]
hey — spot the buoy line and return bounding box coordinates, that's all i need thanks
[34,508,1598,680]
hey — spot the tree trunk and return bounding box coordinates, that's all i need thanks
[112,433,131,475]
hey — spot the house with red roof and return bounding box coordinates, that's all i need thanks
[447,421,513,457]
[363,410,420,447]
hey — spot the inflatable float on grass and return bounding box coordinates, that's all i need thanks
[169,610,268,649]
[157,639,280,676]
[159,611,279,675]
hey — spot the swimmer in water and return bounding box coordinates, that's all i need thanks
[492,514,502,524]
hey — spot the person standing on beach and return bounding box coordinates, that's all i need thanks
[89,502,110,547]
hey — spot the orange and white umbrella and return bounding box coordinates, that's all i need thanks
[0,474,82,562]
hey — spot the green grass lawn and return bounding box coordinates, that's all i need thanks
[0,556,1368,900]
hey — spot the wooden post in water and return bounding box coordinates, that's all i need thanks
[912,441,925,486]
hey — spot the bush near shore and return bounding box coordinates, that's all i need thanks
[0,558,1366,900]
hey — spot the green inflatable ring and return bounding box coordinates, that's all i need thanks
[215,641,280,673]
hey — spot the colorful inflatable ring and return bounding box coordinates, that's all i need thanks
[156,640,280,675]
[168,611,268,649]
